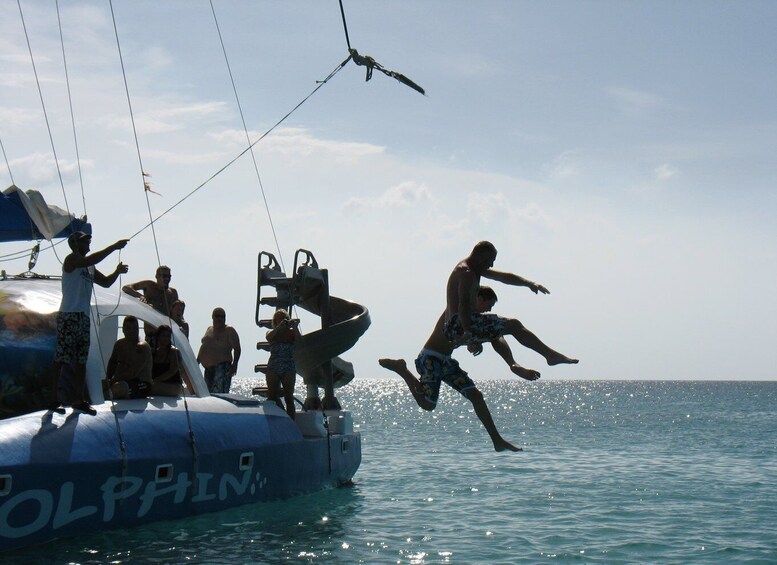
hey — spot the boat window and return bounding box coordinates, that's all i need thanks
[0,474,11,496]
[155,464,173,483]
[239,452,254,470]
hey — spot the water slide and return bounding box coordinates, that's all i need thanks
[256,250,370,397]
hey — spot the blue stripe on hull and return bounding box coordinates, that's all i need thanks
[0,400,360,551]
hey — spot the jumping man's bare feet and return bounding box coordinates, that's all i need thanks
[546,352,579,366]
[379,358,435,411]
[493,438,522,452]
[378,358,407,372]
[510,364,541,381]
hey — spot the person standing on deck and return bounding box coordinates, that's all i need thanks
[53,231,129,414]
[122,265,179,315]
[197,307,241,393]
[122,265,179,343]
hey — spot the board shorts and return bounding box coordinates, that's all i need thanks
[125,379,150,399]
[414,349,477,409]
[204,361,232,394]
[55,311,90,365]
[443,313,508,345]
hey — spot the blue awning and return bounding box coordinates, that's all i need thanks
[1,185,90,242]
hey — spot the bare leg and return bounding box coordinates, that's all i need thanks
[72,363,96,415]
[282,372,296,420]
[504,319,578,366]
[266,372,283,409]
[378,358,435,411]
[490,338,541,381]
[466,388,521,452]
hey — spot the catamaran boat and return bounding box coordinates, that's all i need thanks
[0,185,370,551]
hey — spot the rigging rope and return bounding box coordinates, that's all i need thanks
[55,0,88,218]
[338,0,353,51]
[16,0,72,220]
[126,56,350,241]
[107,0,164,272]
[0,135,15,186]
[106,3,195,478]
[209,0,285,272]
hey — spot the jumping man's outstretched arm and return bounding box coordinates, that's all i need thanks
[482,269,549,295]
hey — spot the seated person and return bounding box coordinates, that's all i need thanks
[104,316,152,399]
[150,324,184,396]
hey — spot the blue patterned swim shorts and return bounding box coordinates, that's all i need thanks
[414,349,476,409]
[443,313,508,345]
[55,311,91,365]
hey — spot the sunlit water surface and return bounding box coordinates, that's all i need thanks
[9,379,777,564]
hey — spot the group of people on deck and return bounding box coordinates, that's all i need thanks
[52,231,241,415]
[53,230,577,452]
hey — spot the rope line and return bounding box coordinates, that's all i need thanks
[107,0,164,269]
[0,135,15,186]
[210,0,285,272]
[55,0,87,218]
[16,0,72,218]
[127,56,350,241]
[338,0,353,51]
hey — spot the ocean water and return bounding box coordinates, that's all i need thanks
[9,379,777,564]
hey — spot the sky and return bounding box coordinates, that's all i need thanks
[1,0,775,381]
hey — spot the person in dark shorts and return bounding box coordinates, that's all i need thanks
[442,241,578,366]
[54,230,129,415]
[197,308,241,394]
[150,324,185,397]
[105,316,152,400]
[380,287,540,452]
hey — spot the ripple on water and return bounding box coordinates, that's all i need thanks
[9,379,777,563]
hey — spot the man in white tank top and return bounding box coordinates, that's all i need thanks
[54,231,130,414]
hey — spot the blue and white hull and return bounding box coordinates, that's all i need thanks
[0,396,360,551]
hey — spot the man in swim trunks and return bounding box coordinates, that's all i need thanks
[122,265,180,343]
[380,287,540,452]
[122,265,179,315]
[54,230,129,414]
[197,307,241,393]
[104,315,152,400]
[444,240,578,366]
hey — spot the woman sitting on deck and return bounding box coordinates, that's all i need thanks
[150,324,185,396]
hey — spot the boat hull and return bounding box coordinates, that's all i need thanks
[0,396,360,551]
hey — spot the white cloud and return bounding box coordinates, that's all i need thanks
[8,152,83,186]
[100,102,230,135]
[654,163,678,181]
[546,150,582,180]
[0,106,41,127]
[467,192,510,223]
[211,127,385,162]
[467,191,555,228]
[343,180,432,213]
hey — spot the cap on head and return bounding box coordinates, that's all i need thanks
[67,231,91,251]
